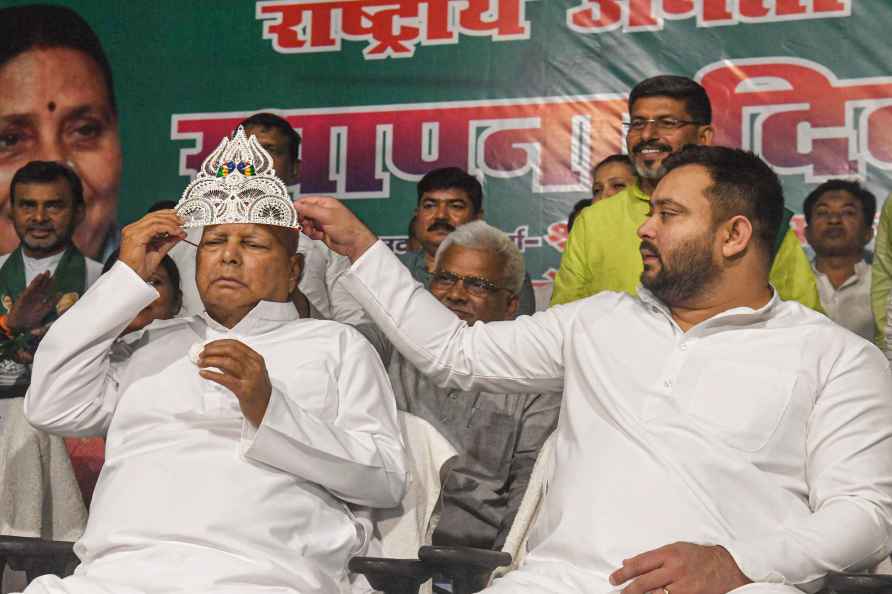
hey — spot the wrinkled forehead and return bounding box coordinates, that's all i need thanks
[0,47,113,111]
[438,245,502,278]
[199,223,299,253]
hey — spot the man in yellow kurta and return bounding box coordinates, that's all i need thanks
[870,196,892,345]
[552,75,821,310]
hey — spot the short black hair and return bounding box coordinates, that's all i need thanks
[803,179,877,227]
[0,4,116,114]
[592,153,634,176]
[10,161,84,208]
[239,113,302,163]
[103,248,181,297]
[662,146,784,260]
[146,200,177,214]
[416,167,483,214]
[567,198,592,232]
[147,200,177,213]
[628,75,711,125]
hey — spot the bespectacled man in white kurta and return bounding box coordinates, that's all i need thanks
[296,146,892,594]
[16,128,407,594]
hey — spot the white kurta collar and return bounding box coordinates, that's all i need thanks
[636,284,781,334]
[198,299,299,336]
[810,258,870,291]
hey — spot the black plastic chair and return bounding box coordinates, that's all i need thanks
[824,572,892,594]
[348,557,433,594]
[2,535,891,594]
[0,535,78,587]
[349,554,892,594]
[350,544,511,594]
[0,536,507,594]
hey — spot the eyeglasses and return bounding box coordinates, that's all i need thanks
[430,271,507,298]
[622,117,703,132]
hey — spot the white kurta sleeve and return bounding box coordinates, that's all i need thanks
[341,241,568,395]
[325,250,373,326]
[24,261,158,436]
[241,327,407,508]
[322,248,392,357]
[723,340,892,589]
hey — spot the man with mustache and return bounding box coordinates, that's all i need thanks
[386,220,559,552]
[0,161,102,409]
[399,167,537,315]
[551,75,821,311]
[803,179,876,340]
[296,145,892,594]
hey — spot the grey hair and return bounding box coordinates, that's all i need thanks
[433,220,525,294]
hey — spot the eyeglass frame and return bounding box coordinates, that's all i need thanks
[622,117,704,133]
[430,270,511,298]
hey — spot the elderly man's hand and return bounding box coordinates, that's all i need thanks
[609,542,751,594]
[294,196,378,263]
[119,210,185,280]
[7,272,57,333]
[198,339,272,427]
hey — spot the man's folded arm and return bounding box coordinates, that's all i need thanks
[242,329,407,508]
[342,240,568,396]
[24,261,158,436]
[722,343,892,589]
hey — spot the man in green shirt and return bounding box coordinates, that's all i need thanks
[551,75,821,310]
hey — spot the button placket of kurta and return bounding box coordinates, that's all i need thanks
[642,308,689,422]
[197,328,244,416]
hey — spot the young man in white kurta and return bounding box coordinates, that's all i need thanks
[19,212,407,594]
[297,147,892,594]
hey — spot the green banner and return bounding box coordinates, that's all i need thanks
[0,0,887,293]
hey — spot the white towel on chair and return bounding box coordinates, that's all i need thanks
[373,413,458,559]
[0,398,86,542]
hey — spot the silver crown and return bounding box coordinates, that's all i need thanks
[176,126,300,229]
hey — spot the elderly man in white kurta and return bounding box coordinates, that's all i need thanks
[296,146,892,594]
[18,128,407,594]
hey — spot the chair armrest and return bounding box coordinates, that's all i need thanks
[348,556,432,594]
[0,535,76,559]
[418,545,512,572]
[822,572,892,594]
[0,535,79,584]
[418,546,512,594]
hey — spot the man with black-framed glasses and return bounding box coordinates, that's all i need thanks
[551,75,821,312]
[381,220,560,553]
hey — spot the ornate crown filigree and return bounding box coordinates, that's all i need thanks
[176,126,300,229]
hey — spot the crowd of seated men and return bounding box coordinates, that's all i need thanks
[0,4,891,594]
